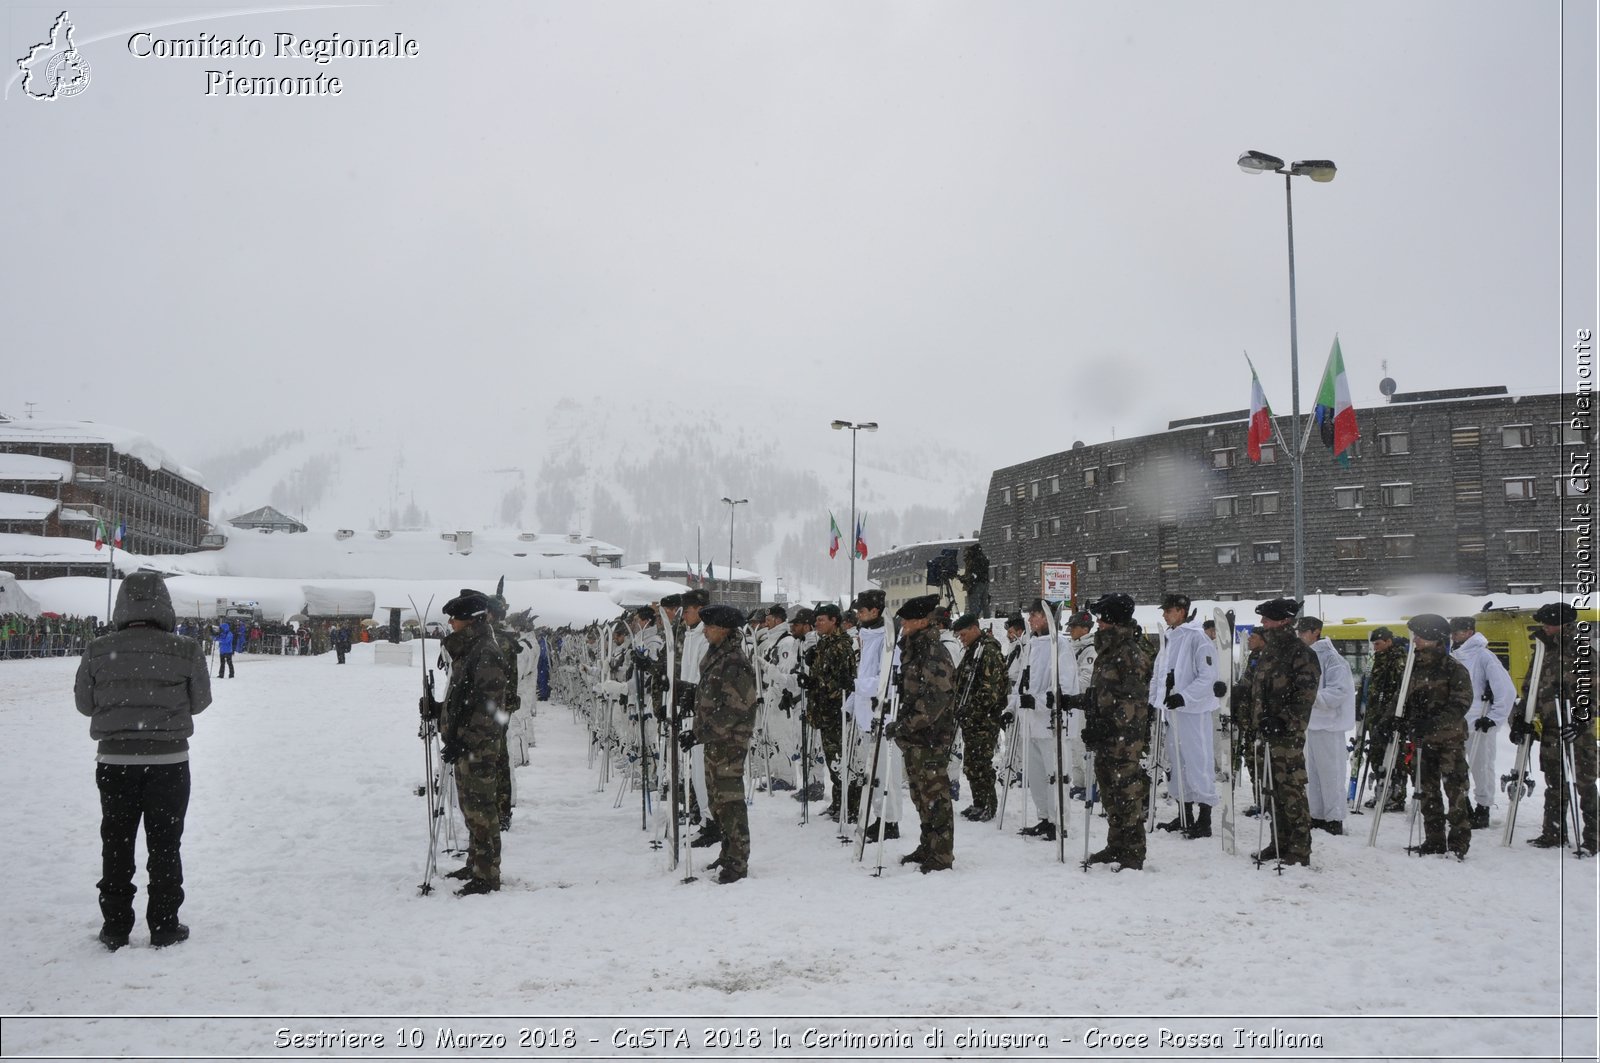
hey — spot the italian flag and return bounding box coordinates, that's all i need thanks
[828,512,842,559]
[1313,336,1359,466]
[94,519,106,551]
[1246,362,1274,462]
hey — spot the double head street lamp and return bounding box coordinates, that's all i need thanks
[830,419,877,604]
[1238,149,1337,603]
[720,496,748,597]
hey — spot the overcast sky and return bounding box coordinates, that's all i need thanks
[3,1,1593,471]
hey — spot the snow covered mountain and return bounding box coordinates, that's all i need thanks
[199,390,986,603]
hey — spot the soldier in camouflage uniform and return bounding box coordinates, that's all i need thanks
[1512,603,1598,852]
[1248,597,1320,867]
[1398,614,1474,857]
[488,592,523,832]
[426,590,510,896]
[800,603,858,820]
[1234,628,1264,814]
[1081,593,1155,870]
[681,605,759,883]
[1363,627,1411,813]
[952,613,1009,821]
[888,595,957,872]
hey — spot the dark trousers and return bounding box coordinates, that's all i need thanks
[335,647,347,664]
[96,762,190,934]
[217,653,234,678]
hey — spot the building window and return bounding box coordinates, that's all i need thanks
[1084,510,1101,533]
[1379,432,1411,456]
[1335,537,1367,560]
[1106,463,1126,484]
[1085,555,1100,574]
[1508,582,1546,594]
[1504,478,1536,501]
[1001,486,1010,503]
[1084,468,1099,488]
[1336,587,1370,595]
[1502,425,1534,449]
[1214,496,1239,518]
[1253,492,1280,516]
[1212,449,1237,470]
[1556,475,1591,497]
[1258,443,1278,464]
[1049,516,1061,535]
[1253,541,1282,563]
[1030,480,1040,500]
[1380,483,1414,507]
[1031,521,1042,540]
[1383,535,1416,559]
[1109,507,1129,529]
[1215,545,1240,565]
[1002,525,1012,542]
[1048,475,1060,494]
[1014,483,1027,502]
[1107,551,1129,572]
[1555,422,1593,447]
[1335,487,1363,509]
[1505,530,1540,554]
[1216,591,1242,602]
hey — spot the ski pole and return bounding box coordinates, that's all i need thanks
[1503,640,1546,846]
[1080,750,1096,872]
[1556,698,1588,858]
[1260,740,1282,874]
[1406,745,1424,854]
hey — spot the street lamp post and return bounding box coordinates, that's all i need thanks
[720,496,748,602]
[830,419,878,604]
[1238,149,1336,604]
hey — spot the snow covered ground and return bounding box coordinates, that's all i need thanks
[3,648,1594,1061]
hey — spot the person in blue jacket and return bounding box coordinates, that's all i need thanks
[215,622,236,679]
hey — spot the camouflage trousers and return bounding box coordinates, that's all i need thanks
[495,726,512,821]
[1260,737,1311,862]
[454,742,503,886]
[959,721,1001,814]
[809,707,843,806]
[1539,730,1599,849]
[1414,727,1471,854]
[1091,738,1148,863]
[704,742,750,875]
[1369,730,1410,805]
[900,743,954,868]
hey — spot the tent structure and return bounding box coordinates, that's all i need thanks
[0,570,42,617]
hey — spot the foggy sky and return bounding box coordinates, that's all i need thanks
[3,1,1593,472]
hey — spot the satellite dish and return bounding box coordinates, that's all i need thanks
[1071,440,1085,450]
[1379,377,1397,397]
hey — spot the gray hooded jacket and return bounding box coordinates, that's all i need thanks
[74,572,212,762]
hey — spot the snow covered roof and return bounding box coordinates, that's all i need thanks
[228,505,307,531]
[0,418,205,486]
[0,454,73,482]
[0,494,59,521]
[625,560,761,582]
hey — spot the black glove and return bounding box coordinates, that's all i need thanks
[506,693,522,714]
[438,738,464,764]
[677,731,697,752]
[1508,716,1534,744]
[1212,680,1228,698]
[778,689,798,715]
[1063,693,1086,711]
[1080,715,1107,746]
[883,720,901,740]
[999,711,1015,729]
[1472,717,1496,733]
[798,673,818,692]
[1164,692,1185,710]
[1019,693,1036,710]
[1558,720,1583,743]
[679,687,696,712]
[1045,691,1056,709]
[1258,717,1286,740]
[419,695,442,721]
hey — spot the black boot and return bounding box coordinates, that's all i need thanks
[444,865,475,880]
[150,923,190,947]
[1470,804,1490,830]
[98,926,130,952]
[1085,847,1118,865]
[1183,803,1212,839]
[1019,818,1056,841]
[862,820,900,840]
[1157,803,1191,832]
[690,819,723,848]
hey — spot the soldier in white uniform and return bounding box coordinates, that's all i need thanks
[1148,593,1220,838]
[1448,616,1516,829]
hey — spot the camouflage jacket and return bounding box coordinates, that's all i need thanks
[440,623,509,744]
[1366,641,1409,722]
[1250,625,1320,738]
[893,625,957,749]
[1526,626,1587,729]
[810,629,858,706]
[694,635,758,750]
[1084,622,1154,746]
[1233,647,1262,732]
[954,630,1009,728]
[1403,644,1472,738]
[493,624,523,709]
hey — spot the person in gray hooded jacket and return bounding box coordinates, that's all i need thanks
[74,572,212,950]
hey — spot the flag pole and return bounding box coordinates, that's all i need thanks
[105,519,114,621]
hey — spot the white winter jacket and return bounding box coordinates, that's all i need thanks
[1450,632,1515,726]
[1148,622,1218,715]
[1307,637,1357,732]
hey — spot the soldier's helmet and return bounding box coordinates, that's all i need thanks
[1088,593,1136,625]
[1532,602,1577,626]
[660,594,683,609]
[1406,613,1451,643]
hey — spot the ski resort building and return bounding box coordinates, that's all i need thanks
[0,418,210,578]
[866,537,977,618]
[978,387,1588,612]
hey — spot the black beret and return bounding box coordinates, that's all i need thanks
[1407,613,1451,642]
[1255,597,1301,621]
[813,603,842,622]
[1448,615,1476,632]
[896,593,940,620]
[790,607,815,625]
[681,589,710,608]
[1066,611,1094,629]
[1027,597,1050,615]
[842,609,859,624]
[700,605,745,630]
[442,591,491,619]
[1160,593,1192,612]
[1533,602,1577,626]
[767,604,788,621]
[660,594,683,608]
[1088,593,1136,625]
[1369,626,1395,642]
[1003,613,1026,630]
[853,589,886,611]
[1295,616,1323,633]
[635,605,656,622]
[951,613,980,632]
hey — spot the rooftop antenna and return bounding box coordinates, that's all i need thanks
[23,402,38,419]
